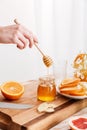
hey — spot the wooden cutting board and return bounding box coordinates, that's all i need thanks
[0,80,87,130]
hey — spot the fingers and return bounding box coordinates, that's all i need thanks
[33,34,38,43]
[18,33,28,48]
[16,39,24,49]
[23,31,38,48]
[20,26,38,48]
[28,34,34,48]
[13,31,28,49]
[16,34,36,49]
[13,24,38,49]
[16,39,28,49]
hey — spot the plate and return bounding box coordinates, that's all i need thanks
[57,88,87,99]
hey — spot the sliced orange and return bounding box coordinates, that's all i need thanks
[74,69,87,82]
[1,81,24,100]
[74,53,85,63]
[73,53,86,68]
[60,78,80,88]
[61,78,80,85]
[60,88,85,96]
[59,85,85,96]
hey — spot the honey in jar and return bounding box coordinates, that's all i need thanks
[37,75,56,101]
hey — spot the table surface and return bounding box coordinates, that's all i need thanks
[0,81,87,130]
[0,107,86,130]
[50,107,87,130]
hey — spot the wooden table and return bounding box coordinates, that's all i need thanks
[0,80,87,130]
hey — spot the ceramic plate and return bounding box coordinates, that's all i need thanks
[57,88,87,100]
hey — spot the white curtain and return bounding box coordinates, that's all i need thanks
[34,0,87,77]
[0,0,86,82]
[34,0,86,61]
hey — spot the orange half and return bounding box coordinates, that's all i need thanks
[1,81,24,100]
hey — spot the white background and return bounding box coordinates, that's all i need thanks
[0,0,86,83]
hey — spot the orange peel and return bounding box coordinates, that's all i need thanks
[73,53,87,81]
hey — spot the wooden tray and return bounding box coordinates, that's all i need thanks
[0,80,87,130]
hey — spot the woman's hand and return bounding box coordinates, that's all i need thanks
[0,24,38,49]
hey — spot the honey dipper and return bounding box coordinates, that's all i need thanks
[14,19,53,67]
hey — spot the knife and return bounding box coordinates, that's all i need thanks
[0,102,33,109]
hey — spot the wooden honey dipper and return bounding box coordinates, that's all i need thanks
[14,19,53,67]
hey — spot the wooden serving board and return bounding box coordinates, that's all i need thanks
[0,80,87,130]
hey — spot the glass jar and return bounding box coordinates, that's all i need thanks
[37,75,56,101]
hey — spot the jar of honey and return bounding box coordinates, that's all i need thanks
[37,75,56,101]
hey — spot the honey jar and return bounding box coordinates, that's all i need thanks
[37,75,56,101]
